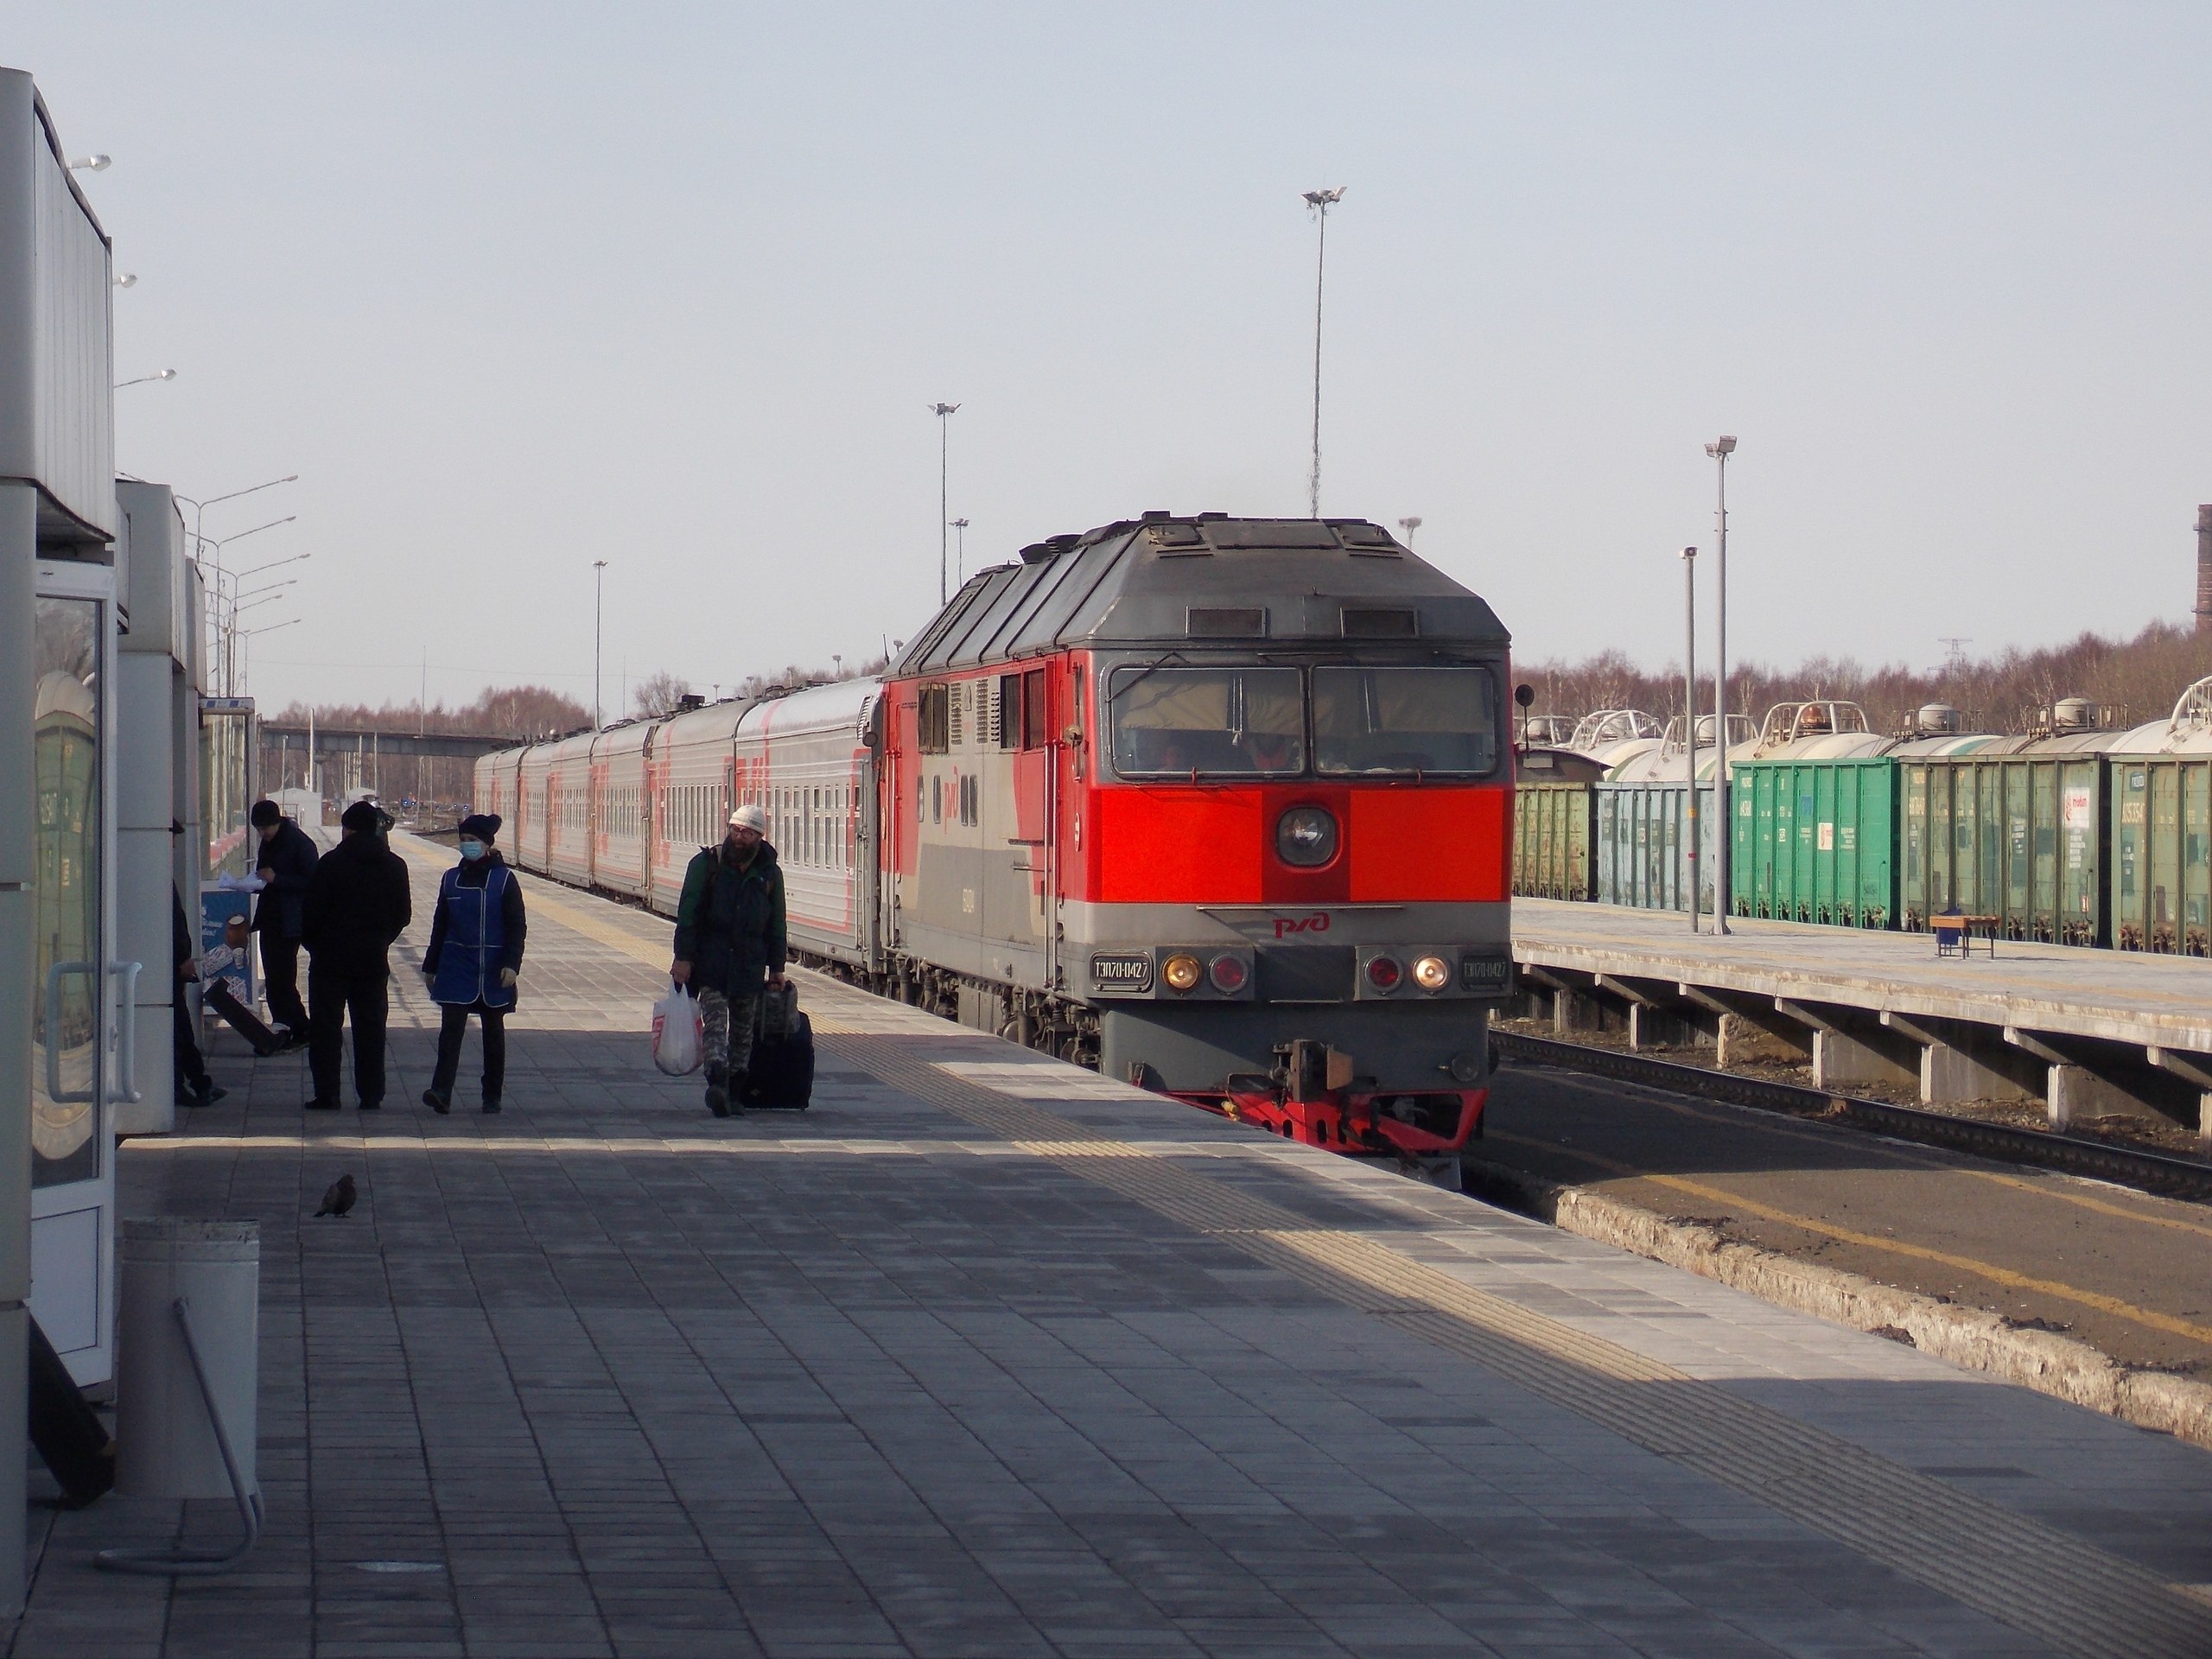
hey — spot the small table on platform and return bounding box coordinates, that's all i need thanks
[1932,913,1999,958]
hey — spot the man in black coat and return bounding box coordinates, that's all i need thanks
[249,798,318,1042]
[302,800,412,1110]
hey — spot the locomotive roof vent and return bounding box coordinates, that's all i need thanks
[1141,508,1172,520]
[1186,606,1267,638]
[1341,607,1419,639]
[1143,522,1207,552]
[1019,533,1082,564]
[1332,521,1404,555]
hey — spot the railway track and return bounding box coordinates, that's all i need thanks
[1490,1028,2212,1205]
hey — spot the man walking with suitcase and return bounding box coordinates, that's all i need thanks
[670,803,785,1117]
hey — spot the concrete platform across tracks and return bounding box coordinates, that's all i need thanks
[18,836,2212,1657]
[1515,897,2212,1136]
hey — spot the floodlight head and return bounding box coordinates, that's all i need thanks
[1681,544,1698,560]
[69,154,111,173]
[1707,435,1738,457]
[931,402,960,416]
[1302,187,1346,209]
[156,368,175,381]
[113,272,137,289]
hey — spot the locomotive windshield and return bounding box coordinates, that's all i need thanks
[1109,668,1305,776]
[1108,663,1500,779]
[1313,666,1498,777]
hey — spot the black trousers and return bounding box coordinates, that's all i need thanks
[429,1004,506,1103]
[173,993,210,1095]
[308,956,389,1106]
[260,931,309,1035]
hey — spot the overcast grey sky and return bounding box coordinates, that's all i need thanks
[16,3,2212,713]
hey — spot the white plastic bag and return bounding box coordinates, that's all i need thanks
[652,985,704,1076]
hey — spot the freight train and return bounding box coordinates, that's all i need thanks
[479,512,1516,1171]
[1515,680,2212,953]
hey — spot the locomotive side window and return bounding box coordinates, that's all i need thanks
[918,685,950,753]
[1022,670,1047,751]
[1312,666,1498,777]
[1109,667,1304,777]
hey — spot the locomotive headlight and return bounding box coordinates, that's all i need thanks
[1412,954,1452,992]
[1275,805,1338,868]
[1162,952,1204,993]
[1208,953,1249,994]
[1365,954,1404,993]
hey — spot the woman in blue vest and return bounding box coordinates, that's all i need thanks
[420,813,527,1114]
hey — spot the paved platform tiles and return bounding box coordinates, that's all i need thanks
[11,842,2212,1657]
[1475,1058,2212,1375]
[1515,898,2212,1051]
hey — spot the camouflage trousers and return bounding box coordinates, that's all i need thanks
[697,988,760,1077]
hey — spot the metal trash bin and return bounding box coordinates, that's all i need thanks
[115,1218,258,1500]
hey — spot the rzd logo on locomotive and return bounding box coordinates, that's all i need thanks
[1271,912,1332,939]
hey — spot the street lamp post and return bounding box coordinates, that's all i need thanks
[931,404,960,604]
[950,518,969,587]
[593,560,608,729]
[1302,187,1345,519]
[1397,515,1421,549]
[1682,544,1700,935]
[1707,435,1738,934]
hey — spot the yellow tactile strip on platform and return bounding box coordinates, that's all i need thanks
[817,1021,2212,1659]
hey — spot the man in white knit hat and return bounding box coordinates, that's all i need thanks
[671,803,786,1116]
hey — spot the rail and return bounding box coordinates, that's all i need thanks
[1491,1028,2212,1205]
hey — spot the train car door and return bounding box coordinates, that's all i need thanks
[30,560,125,1386]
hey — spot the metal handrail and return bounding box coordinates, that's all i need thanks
[108,960,143,1103]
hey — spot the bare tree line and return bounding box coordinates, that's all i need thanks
[1517,621,2212,738]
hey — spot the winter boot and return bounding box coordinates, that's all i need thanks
[705,1061,731,1118]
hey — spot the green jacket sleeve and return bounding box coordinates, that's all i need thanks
[673,851,711,961]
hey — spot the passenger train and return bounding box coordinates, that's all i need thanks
[478,512,1516,1168]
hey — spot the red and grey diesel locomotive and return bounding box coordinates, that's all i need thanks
[476,512,1515,1166]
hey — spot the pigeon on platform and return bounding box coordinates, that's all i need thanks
[315,1174,358,1217]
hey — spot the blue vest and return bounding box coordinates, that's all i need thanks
[431,862,514,1008]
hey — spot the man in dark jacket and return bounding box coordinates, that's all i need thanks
[671,803,785,1116]
[249,799,318,1042]
[302,799,412,1110]
[420,812,527,1115]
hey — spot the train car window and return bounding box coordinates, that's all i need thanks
[1312,666,1498,777]
[1108,667,1304,777]
[999,675,1020,750]
[931,774,942,824]
[918,685,950,753]
[1021,670,1047,751]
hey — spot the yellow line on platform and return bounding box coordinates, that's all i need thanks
[1493,1129,2212,1349]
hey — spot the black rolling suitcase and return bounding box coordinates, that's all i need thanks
[743,982,815,1110]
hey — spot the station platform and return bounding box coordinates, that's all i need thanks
[16,842,2212,1656]
[1514,899,2212,1131]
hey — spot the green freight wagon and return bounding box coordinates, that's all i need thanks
[1898,734,2109,944]
[1730,744,1898,927]
[2098,680,2212,954]
[1593,780,1717,912]
[1513,780,1597,900]
[2108,756,2212,953]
